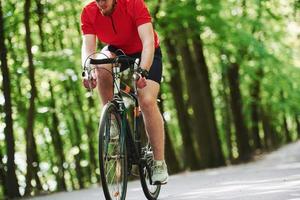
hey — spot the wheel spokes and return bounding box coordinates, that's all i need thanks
[102,118,125,200]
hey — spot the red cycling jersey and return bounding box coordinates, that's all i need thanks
[81,0,159,55]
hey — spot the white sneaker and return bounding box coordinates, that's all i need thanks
[152,160,169,185]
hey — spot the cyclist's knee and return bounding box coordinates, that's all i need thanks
[95,67,111,82]
[139,95,157,112]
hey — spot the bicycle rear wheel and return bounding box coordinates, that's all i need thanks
[138,115,161,200]
[98,102,128,200]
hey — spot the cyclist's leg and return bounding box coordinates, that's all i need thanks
[138,81,165,160]
[95,46,115,105]
[138,81,168,185]
[138,47,168,184]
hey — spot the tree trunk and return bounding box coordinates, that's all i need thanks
[227,63,252,161]
[24,0,43,194]
[43,118,61,192]
[158,93,181,174]
[65,84,85,189]
[191,34,225,166]
[0,0,20,197]
[70,79,93,183]
[87,97,99,182]
[249,69,263,150]
[177,35,215,168]
[0,147,7,197]
[35,0,45,51]
[69,114,85,189]
[261,107,279,150]
[261,109,272,150]
[280,91,291,143]
[283,114,292,143]
[295,115,300,139]
[164,37,200,170]
[65,120,80,190]
[49,81,67,191]
[220,68,233,162]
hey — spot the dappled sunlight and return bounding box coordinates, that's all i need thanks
[162,174,300,200]
[159,144,300,200]
[1,0,300,199]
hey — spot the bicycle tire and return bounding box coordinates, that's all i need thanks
[138,115,161,200]
[98,102,128,200]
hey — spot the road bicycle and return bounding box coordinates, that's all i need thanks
[83,54,161,200]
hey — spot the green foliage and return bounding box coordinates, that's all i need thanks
[0,0,299,197]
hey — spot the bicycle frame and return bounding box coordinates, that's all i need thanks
[111,63,144,168]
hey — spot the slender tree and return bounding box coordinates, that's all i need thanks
[219,65,234,162]
[261,107,279,150]
[191,33,225,166]
[67,114,85,189]
[49,81,67,191]
[250,69,263,150]
[283,114,292,143]
[43,118,62,192]
[261,109,272,150]
[164,37,200,170]
[65,82,85,189]
[69,79,94,182]
[35,0,45,51]
[0,146,7,197]
[295,115,300,139]
[87,97,99,182]
[280,91,292,143]
[176,31,215,168]
[158,93,181,173]
[24,0,43,194]
[227,63,252,161]
[247,1,264,150]
[0,0,20,197]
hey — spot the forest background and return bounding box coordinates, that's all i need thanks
[0,0,300,199]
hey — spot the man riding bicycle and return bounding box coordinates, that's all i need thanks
[81,0,168,184]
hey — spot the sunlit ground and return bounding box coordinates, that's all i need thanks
[27,141,300,200]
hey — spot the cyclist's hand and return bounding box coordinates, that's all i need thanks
[135,68,149,89]
[136,76,147,89]
[82,77,97,89]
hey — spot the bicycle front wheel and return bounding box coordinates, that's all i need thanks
[98,102,128,200]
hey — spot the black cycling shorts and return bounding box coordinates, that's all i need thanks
[107,45,163,84]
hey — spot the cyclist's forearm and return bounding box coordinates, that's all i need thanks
[138,23,155,71]
[81,46,96,68]
[81,35,97,68]
[140,41,154,71]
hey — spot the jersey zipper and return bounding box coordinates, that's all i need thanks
[110,16,117,34]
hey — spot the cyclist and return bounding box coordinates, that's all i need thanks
[80,0,168,184]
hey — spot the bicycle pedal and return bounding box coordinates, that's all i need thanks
[152,181,168,185]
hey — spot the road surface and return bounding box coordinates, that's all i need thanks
[29,141,300,200]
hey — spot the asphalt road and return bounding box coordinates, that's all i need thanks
[29,140,300,200]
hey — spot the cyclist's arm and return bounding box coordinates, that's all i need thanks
[137,22,155,72]
[81,34,97,68]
